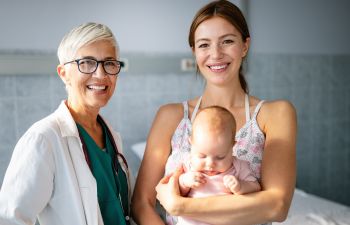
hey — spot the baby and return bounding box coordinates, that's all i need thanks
[178,106,261,225]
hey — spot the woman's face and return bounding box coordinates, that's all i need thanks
[59,40,118,112]
[193,16,249,87]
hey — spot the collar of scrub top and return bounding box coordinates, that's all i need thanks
[77,115,129,173]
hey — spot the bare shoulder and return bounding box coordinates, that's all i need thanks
[156,103,184,121]
[150,102,186,135]
[258,100,297,132]
[262,100,296,116]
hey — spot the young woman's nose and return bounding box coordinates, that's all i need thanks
[210,44,223,59]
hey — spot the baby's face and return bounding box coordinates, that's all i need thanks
[190,129,234,176]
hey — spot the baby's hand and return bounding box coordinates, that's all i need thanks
[223,175,241,194]
[179,171,206,189]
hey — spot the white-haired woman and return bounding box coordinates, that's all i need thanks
[0,22,131,225]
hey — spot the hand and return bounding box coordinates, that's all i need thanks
[155,166,184,216]
[180,171,206,189]
[223,175,241,194]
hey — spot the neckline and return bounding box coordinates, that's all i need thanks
[77,123,102,150]
[191,94,250,122]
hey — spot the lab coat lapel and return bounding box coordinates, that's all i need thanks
[66,137,100,225]
[55,101,101,225]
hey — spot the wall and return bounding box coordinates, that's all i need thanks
[247,0,350,206]
[248,0,350,55]
[0,0,243,53]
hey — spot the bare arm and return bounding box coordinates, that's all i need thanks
[156,100,297,225]
[131,104,183,225]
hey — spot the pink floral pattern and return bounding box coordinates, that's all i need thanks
[233,113,265,180]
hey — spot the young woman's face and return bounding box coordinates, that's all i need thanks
[59,40,118,111]
[190,128,234,176]
[193,16,249,87]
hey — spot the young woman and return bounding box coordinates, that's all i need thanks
[132,1,297,225]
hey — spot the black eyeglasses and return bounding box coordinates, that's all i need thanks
[64,58,124,75]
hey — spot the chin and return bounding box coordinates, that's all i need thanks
[88,100,109,110]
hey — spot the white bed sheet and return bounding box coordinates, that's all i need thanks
[278,189,350,225]
[131,142,350,225]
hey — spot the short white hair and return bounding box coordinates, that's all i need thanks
[57,22,119,64]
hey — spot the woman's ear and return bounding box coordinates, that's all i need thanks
[242,37,250,57]
[232,138,236,146]
[57,64,70,85]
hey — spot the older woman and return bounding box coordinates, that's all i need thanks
[0,23,131,225]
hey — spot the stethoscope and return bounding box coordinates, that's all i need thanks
[77,115,130,224]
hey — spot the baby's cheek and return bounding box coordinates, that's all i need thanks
[190,158,204,171]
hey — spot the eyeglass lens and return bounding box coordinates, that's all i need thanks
[78,59,121,75]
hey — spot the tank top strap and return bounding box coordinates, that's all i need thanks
[182,101,189,119]
[245,94,250,122]
[252,100,265,119]
[190,96,202,123]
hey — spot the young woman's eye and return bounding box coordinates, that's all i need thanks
[198,43,209,48]
[223,39,234,44]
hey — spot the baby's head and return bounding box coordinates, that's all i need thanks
[190,106,236,175]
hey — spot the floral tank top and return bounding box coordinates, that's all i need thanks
[164,94,267,225]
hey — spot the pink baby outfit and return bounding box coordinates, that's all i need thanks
[165,94,267,225]
[178,158,257,225]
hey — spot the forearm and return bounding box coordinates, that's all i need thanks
[234,180,261,195]
[175,190,289,225]
[132,200,165,225]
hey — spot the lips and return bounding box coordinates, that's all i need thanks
[87,85,107,90]
[203,170,220,176]
[208,63,229,72]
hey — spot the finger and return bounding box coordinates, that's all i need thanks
[159,174,172,184]
[196,176,206,184]
[192,182,202,188]
[223,177,234,187]
[194,172,204,177]
[223,176,231,184]
[169,166,184,183]
[175,165,185,176]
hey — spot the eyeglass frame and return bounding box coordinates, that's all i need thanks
[64,58,124,75]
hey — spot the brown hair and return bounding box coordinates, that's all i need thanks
[188,0,250,93]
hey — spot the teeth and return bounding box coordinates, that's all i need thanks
[210,65,227,70]
[88,85,106,90]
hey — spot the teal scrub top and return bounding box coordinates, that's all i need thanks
[77,123,129,225]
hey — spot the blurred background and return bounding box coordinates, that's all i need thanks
[0,0,349,210]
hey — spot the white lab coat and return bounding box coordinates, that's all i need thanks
[0,101,132,225]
